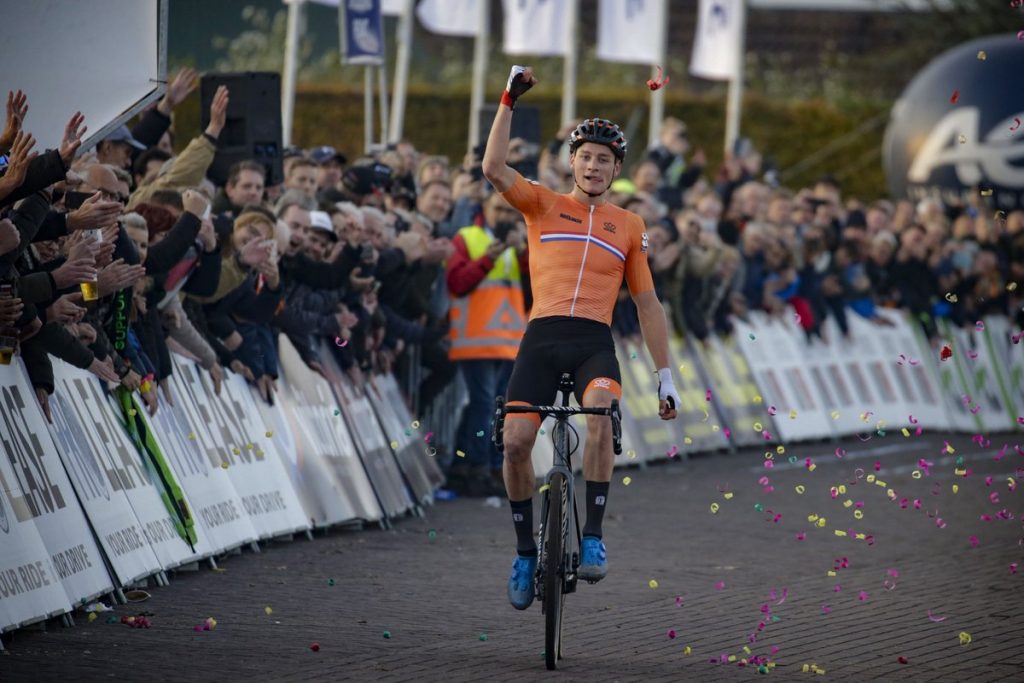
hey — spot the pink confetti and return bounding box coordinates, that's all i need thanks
[975,321,985,331]
[1012,117,1022,132]
[821,605,832,614]
[714,581,726,591]
[967,350,978,360]
[666,628,677,639]
[334,336,349,347]
[874,460,881,471]
[887,568,899,578]
[1018,417,1024,425]
[1011,563,1018,574]
[667,445,679,458]
[768,405,777,416]
[858,591,869,601]
[424,431,433,443]
[909,415,918,424]
[970,405,982,414]
[675,595,684,606]
[927,610,947,622]
[705,389,712,401]
[835,448,846,458]
[645,65,669,91]
[883,580,897,591]
[950,89,960,104]
[796,532,806,541]
[833,584,842,592]
[723,428,731,438]
[969,535,980,547]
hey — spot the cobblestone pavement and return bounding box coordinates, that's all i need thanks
[2,432,1023,682]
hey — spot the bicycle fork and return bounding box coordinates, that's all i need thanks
[536,423,581,603]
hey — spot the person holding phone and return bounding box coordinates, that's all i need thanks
[445,191,529,498]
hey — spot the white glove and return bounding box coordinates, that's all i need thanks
[657,368,680,414]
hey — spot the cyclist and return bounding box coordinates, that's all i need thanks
[482,65,681,610]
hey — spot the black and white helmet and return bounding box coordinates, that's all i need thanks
[568,118,628,161]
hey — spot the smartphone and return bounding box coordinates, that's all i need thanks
[64,190,93,211]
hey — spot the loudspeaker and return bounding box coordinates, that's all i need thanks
[200,72,283,187]
[477,104,541,147]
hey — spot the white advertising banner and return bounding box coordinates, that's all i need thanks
[690,0,744,81]
[941,320,1016,434]
[170,357,310,539]
[416,0,480,36]
[0,364,74,633]
[502,0,572,57]
[596,0,663,64]
[145,377,257,556]
[983,316,1024,433]
[365,375,435,504]
[0,363,113,607]
[50,360,191,573]
[275,336,381,525]
[373,374,444,488]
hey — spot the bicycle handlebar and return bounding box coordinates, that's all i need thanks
[493,397,623,456]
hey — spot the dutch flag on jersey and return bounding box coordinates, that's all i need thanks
[540,232,625,262]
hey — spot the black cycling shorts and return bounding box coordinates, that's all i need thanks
[506,316,621,410]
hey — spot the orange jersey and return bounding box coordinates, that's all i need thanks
[502,173,654,326]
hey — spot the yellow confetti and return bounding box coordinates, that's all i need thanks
[710,503,720,514]
[830,411,840,420]
[866,474,876,483]
[221,462,229,469]
[264,606,273,615]
[912,470,922,479]
[855,533,866,540]
[1008,282,1018,292]
[232,447,240,455]
[623,476,632,486]
[539,484,550,493]
[977,50,987,60]
[789,409,797,420]
[945,443,955,454]
[728,655,737,663]
[817,517,827,528]
[255,448,264,456]
[188,432,196,440]
[838,485,847,494]
[411,420,420,429]
[245,443,254,450]
[952,484,959,494]
[678,364,685,372]
[742,646,751,655]
[88,612,97,622]
[886,489,896,500]
[854,510,864,520]
[627,449,636,460]
[753,395,763,404]
[765,452,774,460]
[808,463,816,472]
[701,411,709,422]
[843,499,853,508]
[683,437,693,445]
[455,449,465,457]
[754,422,763,432]
[264,431,273,438]
[648,579,659,589]
[807,514,819,522]
[723,492,734,500]
[795,485,805,494]
[959,631,972,646]
[875,480,887,487]
[826,570,836,577]
[901,428,911,437]
[389,440,399,450]
[945,292,958,303]
[980,189,993,197]
[776,445,785,454]
[127,409,137,417]
[834,530,847,537]
[683,646,692,656]
[712,425,720,432]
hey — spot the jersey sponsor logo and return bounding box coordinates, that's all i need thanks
[641,232,649,252]
[559,212,583,224]
[603,222,616,234]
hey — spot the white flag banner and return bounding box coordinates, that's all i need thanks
[416,0,480,36]
[502,0,571,57]
[690,0,745,81]
[596,0,663,64]
[380,0,408,15]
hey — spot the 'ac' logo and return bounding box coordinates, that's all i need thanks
[908,107,1024,188]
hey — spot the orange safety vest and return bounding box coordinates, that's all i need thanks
[448,225,527,361]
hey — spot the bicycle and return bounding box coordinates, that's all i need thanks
[493,372,622,671]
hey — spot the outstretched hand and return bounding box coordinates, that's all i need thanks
[0,89,28,153]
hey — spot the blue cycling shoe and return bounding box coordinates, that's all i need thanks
[578,536,608,583]
[507,554,538,610]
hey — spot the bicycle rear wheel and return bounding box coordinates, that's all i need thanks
[543,470,567,670]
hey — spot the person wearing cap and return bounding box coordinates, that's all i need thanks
[335,162,393,208]
[97,125,146,171]
[304,209,338,262]
[310,145,348,194]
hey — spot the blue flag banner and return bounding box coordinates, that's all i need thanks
[341,0,385,65]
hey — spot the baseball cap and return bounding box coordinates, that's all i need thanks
[282,145,305,160]
[104,124,146,151]
[309,145,348,166]
[342,163,393,196]
[308,210,338,240]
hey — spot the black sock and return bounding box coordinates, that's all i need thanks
[509,498,537,556]
[582,480,610,539]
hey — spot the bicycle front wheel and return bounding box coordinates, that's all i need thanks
[543,470,567,670]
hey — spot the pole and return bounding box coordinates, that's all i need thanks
[389,0,413,143]
[282,0,304,147]
[724,0,747,156]
[364,67,374,154]
[378,61,390,146]
[647,0,668,149]
[467,0,490,152]
[560,0,578,126]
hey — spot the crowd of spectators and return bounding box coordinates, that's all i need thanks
[1,70,1021,499]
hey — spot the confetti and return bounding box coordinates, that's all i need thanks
[188,432,196,440]
[649,579,659,589]
[768,405,778,416]
[383,630,392,639]
[939,345,953,361]
[684,645,692,656]
[675,595,684,606]
[475,430,485,437]
[959,631,972,646]
[1019,30,1024,41]
[390,440,399,450]
[835,448,846,458]
[858,591,869,601]
[795,485,805,494]
[646,65,669,91]
[714,581,726,590]
[821,605,832,614]
[898,656,908,664]
[310,642,320,651]
[334,337,348,347]
[710,502,720,514]
[666,628,676,639]
[945,292,958,303]
[623,476,632,486]
[927,610,947,622]
[264,606,273,615]
[958,134,967,144]
[950,89,959,104]
[411,420,420,429]
[264,430,273,438]
[977,50,987,60]
[479,633,488,641]
[327,578,336,585]
[627,449,636,459]
[749,333,756,341]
